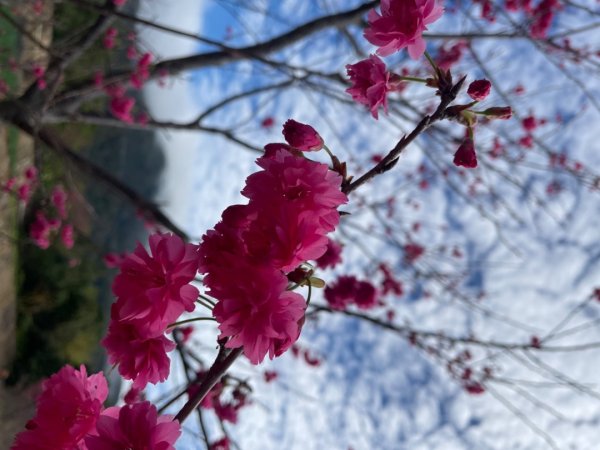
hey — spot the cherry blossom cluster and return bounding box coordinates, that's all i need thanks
[475,0,561,39]
[2,165,38,204]
[187,372,250,424]
[11,364,180,449]
[1,166,75,250]
[363,0,444,59]
[343,0,515,169]
[324,275,379,310]
[199,120,347,364]
[102,232,201,389]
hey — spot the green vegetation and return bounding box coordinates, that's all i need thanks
[8,230,103,384]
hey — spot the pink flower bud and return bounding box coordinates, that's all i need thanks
[282,119,324,151]
[481,106,512,120]
[453,138,478,168]
[24,165,38,181]
[467,79,491,101]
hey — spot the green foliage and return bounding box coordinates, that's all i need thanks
[8,222,103,385]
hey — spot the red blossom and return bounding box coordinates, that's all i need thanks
[60,224,74,249]
[522,115,538,131]
[110,94,136,123]
[467,79,491,101]
[453,138,478,168]
[325,276,379,310]
[103,27,118,49]
[261,117,275,128]
[199,144,346,364]
[346,55,397,119]
[464,382,485,395]
[103,313,176,389]
[210,437,231,450]
[364,0,444,59]
[111,232,200,334]
[404,243,425,263]
[11,365,108,450]
[85,402,180,450]
[264,370,278,382]
[282,119,324,151]
[435,41,467,70]
[316,238,343,269]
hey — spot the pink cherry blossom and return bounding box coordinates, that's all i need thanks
[364,0,444,59]
[346,55,397,119]
[103,27,118,50]
[130,52,153,89]
[85,402,181,450]
[261,117,275,128]
[324,275,359,310]
[404,243,425,263]
[214,270,307,364]
[111,233,200,333]
[124,386,144,405]
[11,365,108,450]
[354,280,379,310]
[243,147,347,234]
[379,264,403,296]
[29,212,52,249]
[324,276,379,310]
[522,115,537,131]
[467,79,491,101]
[435,41,467,70]
[51,185,68,219]
[199,144,346,364]
[210,437,231,450]
[109,95,135,123]
[453,138,478,168]
[60,224,75,249]
[315,238,343,269]
[102,310,175,389]
[24,165,38,181]
[282,119,324,151]
[17,183,33,204]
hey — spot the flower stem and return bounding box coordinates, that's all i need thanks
[167,317,216,330]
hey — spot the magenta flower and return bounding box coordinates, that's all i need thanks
[364,0,444,59]
[315,238,343,269]
[210,437,231,450]
[346,55,397,119]
[111,232,200,334]
[453,138,478,168]
[51,185,68,219]
[467,79,491,101]
[109,95,135,123]
[85,402,181,450]
[199,147,346,364]
[354,280,379,310]
[243,147,347,235]
[11,365,108,450]
[324,276,379,310]
[213,266,306,364]
[282,119,324,151]
[60,224,75,249]
[102,309,176,389]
